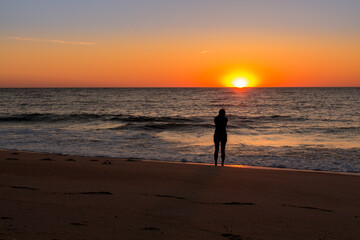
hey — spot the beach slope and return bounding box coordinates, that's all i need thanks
[0,149,359,240]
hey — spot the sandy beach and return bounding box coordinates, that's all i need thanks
[0,149,359,240]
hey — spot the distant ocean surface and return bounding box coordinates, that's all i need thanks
[0,88,359,173]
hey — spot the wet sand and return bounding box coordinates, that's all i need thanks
[0,149,359,240]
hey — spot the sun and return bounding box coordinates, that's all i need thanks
[222,70,258,88]
[233,77,249,88]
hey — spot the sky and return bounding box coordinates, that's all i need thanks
[0,0,359,87]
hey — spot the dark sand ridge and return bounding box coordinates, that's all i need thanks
[0,149,359,240]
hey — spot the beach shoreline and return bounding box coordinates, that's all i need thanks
[1,148,360,239]
[1,148,359,176]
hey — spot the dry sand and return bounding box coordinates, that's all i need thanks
[0,149,359,240]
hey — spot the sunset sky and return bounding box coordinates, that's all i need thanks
[0,0,359,87]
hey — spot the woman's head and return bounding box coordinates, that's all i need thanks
[219,109,225,117]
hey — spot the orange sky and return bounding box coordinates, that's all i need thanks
[1,34,359,87]
[1,1,359,87]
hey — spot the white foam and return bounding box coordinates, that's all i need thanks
[1,126,359,173]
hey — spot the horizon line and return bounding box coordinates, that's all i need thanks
[1,86,359,89]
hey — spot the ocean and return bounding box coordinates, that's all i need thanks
[0,88,359,173]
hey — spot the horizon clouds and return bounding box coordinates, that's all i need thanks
[5,35,95,46]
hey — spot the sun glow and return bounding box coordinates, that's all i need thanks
[222,70,259,88]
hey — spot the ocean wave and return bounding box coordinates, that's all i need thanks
[229,114,308,122]
[0,113,105,122]
[209,103,238,107]
[0,113,309,131]
[109,122,213,131]
[0,113,203,124]
[108,115,201,123]
[316,126,360,134]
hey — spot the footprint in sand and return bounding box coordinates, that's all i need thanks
[11,186,38,191]
[79,191,112,195]
[6,157,19,160]
[221,233,244,240]
[65,191,113,195]
[220,202,255,206]
[155,194,186,200]
[65,158,76,161]
[140,227,160,231]
[282,204,332,212]
[70,222,87,226]
[40,157,53,161]
[127,158,138,162]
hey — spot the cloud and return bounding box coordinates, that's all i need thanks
[200,50,210,54]
[5,36,95,46]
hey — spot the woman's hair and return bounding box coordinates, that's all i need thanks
[219,109,225,116]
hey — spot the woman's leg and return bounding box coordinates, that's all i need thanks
[221,140,226,166]
[214,140,219,166]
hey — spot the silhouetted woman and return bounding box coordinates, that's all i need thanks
[214,109,228,166]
